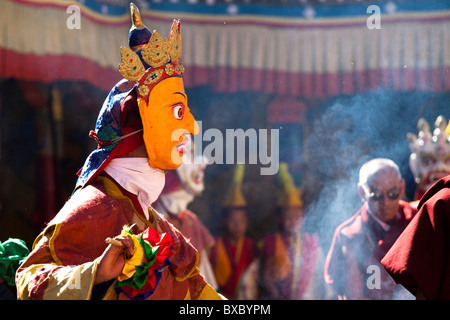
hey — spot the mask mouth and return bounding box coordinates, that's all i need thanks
[175,134,189,155]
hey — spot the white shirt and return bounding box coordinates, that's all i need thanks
[104,157,165,220]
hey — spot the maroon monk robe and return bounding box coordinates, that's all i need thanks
[325,200,416,299]
[382,175,450,299]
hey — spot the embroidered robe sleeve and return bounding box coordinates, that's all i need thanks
[16,227,99,300]
[16,180,132,300]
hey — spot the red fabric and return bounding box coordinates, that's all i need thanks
[0,47,120,92]
[110,90,144,157]
[184,65,450,98]
[414,187,426,202]
[165,209,215,263]
[209,236,256,300]
[17,174,207,300]
[2,46,448,100]
[295,234,319,299]
[324,200,417,299]
[381,175,450,299]
[262,232,319,299]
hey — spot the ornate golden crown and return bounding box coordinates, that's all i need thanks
[118,4,184,100]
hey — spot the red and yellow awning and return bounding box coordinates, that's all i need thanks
[1,0,449,96]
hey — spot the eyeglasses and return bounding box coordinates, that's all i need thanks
[361,184,401,202]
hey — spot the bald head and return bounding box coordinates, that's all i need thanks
[359,158,402,188]
[358,158,405,223]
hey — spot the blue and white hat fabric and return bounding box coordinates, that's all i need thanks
[75,79,143,191]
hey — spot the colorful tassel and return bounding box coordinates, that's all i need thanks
[115,226,174,300]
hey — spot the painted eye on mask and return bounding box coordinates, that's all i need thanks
[173,104,184,120]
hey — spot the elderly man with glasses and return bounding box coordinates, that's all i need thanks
[324,158,417,300]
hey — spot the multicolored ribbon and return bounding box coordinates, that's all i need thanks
[114,226,174,300]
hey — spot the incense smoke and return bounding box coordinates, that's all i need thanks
[303,90,423,248]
